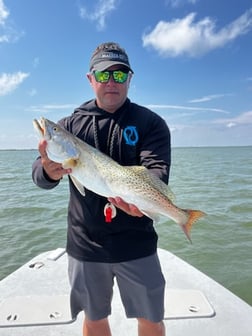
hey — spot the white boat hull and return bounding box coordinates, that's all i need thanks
[0,248,251,335]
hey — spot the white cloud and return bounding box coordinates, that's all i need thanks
[146,103,228,114]
[214,111,252,127]
[142,8,252,57]
[189,93,233,103]
[0,0,23,43]
[0,0,9,42]
[0,72,30,96]
[226,122,236,128]
[79,0,118,30]
[32,57,40,68]
[0,34,8,42]
[27,104,76,113]
[0,0,9,25]
[166,0,197,8]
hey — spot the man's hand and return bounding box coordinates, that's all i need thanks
[39,139,72,181]
[107,197,143,218]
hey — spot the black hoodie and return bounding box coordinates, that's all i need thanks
[32,98,171,262]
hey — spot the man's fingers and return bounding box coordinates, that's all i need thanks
[108,197,143,217]
[38,139,48,158]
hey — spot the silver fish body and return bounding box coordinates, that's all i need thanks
[33,117,205,242]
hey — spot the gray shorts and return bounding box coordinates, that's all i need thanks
[68,253,165,322]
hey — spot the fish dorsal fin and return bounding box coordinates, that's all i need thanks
[127,166,175,202]
[69,175,86,196]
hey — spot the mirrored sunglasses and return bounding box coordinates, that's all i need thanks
[93,70,129,83]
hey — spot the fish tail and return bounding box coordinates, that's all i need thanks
[182,209,206,243]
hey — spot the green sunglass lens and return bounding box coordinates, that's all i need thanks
[113,71,128,83]
[94,70,128,83]
[95,71,110,82]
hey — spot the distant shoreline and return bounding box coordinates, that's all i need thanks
[0,145,251,151]
[0,148,38,151]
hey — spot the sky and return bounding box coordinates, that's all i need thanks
[0,0,252,149]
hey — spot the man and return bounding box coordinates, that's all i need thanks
[32,42,171,336]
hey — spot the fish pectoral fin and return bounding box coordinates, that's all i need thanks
[62,158,80,169]
[69,175,86,196]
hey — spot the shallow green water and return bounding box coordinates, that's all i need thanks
[0,147,251,305]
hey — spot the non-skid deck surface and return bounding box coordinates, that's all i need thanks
[0,289,214,327]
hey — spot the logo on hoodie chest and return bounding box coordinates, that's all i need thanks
[123,126,139,146]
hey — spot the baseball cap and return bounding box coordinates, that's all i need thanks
[89,42,134,73]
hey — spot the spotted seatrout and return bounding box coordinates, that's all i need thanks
[33,117,206,242]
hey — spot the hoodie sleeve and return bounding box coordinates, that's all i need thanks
[139,112,171,184]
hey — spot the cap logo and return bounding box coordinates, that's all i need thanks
[100,51,128,62]
[89,45,133,73]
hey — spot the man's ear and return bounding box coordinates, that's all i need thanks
[86,73,92,84]
[127,72,133,88]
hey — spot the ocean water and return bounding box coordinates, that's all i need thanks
[0,147,251,305]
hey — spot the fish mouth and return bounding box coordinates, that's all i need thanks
[33,118,45,137]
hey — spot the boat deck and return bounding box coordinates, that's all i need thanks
[0,248,251,335]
